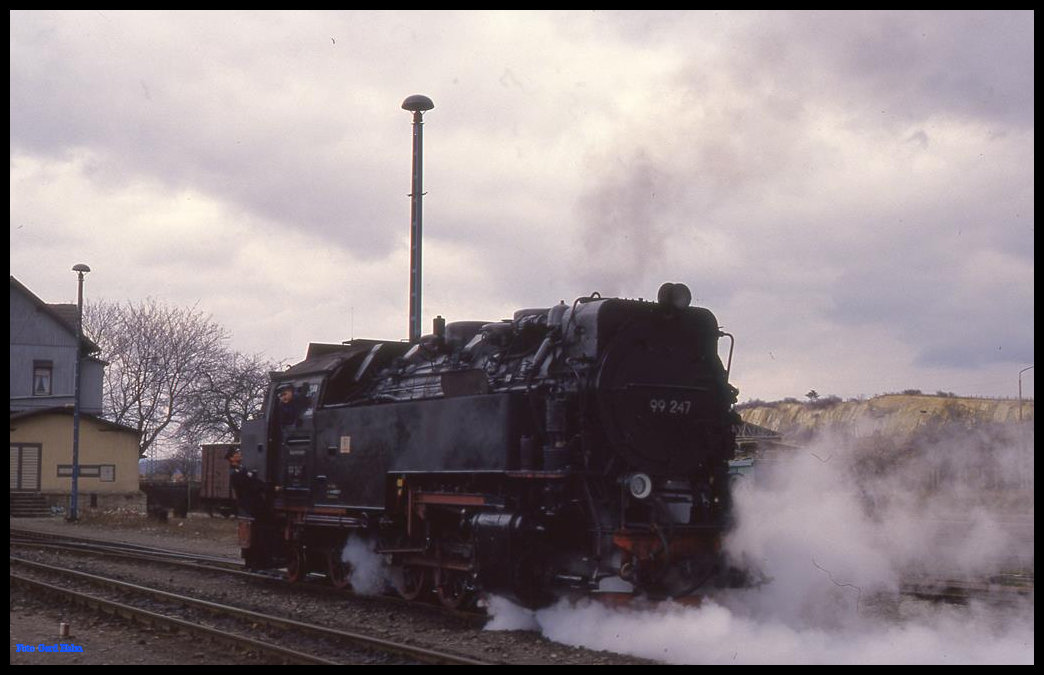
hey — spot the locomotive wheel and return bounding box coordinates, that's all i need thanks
[327,548,353,590]
[285,545,306,583]
[398,565,430,601]
[434,567,473,610]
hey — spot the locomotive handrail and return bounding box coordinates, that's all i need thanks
[617,383,712,391]
[720,330,735,380]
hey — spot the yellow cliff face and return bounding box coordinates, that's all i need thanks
[734,394,1034,518]
[738,394,1033,440]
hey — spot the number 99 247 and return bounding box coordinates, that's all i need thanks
[648,398,692,415]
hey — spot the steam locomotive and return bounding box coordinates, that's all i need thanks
[236,282,741,609]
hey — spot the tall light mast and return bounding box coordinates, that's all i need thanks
[402,94,434,344]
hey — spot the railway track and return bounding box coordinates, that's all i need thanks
[11,528,248,570]
[12,525,1030,665]
[10,555,493,665]
[14,526,1032,609]
[10,527,488,623]
[899,572,1034,606]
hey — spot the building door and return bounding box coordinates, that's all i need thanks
[10,443,42,491]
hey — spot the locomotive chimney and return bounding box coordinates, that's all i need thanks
[402,94,435,344]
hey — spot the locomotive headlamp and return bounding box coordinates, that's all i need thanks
[627,472,653,500]
[657,282,692,310]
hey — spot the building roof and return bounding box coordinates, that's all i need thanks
[9,406,140,436]
[10,275,101,355]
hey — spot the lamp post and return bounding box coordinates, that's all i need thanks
[1018,365,1034,423]
[69,263,90,521]
[402,94,434,344]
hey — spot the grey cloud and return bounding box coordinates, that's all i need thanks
[9,10,1034,401]
[769,10,1034,128]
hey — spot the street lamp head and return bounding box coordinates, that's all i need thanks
[72,263,91,274]
[401,94,434,113]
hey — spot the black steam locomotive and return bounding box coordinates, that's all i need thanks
[236,282,740,609]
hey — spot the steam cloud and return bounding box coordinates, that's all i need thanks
[486,423,1034,664]
[339,535,390,596]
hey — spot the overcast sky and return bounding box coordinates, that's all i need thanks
[10,10,1034,402]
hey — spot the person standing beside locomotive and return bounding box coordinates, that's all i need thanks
[225,446,264,517]
[225,446,277,569]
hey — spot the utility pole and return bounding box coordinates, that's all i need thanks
[402,94,434,344]
[69,263,91,521]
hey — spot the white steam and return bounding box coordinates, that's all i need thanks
[339,535,390,595]
[485,426,1034,664]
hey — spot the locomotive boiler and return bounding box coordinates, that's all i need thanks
[236,282,741,609]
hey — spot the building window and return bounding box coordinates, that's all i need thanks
[32,360,53,396]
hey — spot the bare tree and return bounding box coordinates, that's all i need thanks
[83,298,228,457]
[177,349,280,445]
